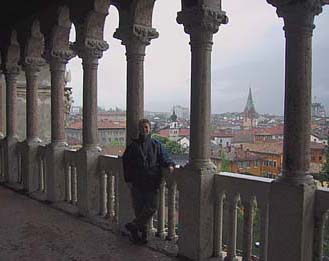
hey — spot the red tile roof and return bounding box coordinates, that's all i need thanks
[67,120,126,130]
[255,125,284,136]
[243,142,283,155]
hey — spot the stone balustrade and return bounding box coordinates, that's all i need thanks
[314,188,329,260]
[37,145,47,193]
[64,149,79,208]
[15,141,25,187]
[214,173,272,261]
[1,140,329,260]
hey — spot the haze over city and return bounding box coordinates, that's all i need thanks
[67,1,329,116]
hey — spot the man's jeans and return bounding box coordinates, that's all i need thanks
[131,186,159,232]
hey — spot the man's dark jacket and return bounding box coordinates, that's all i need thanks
[122,135,174,190]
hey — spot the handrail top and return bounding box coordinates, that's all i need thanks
[316,187,329,193]
[218,172,274,183]
[65,149,77,152]
[100,154,120,159]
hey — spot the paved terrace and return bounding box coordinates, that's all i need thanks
[0,186,178,261]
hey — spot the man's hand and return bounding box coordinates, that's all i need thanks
[168,165,175,174]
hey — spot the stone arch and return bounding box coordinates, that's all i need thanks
[72,0,111,42]
[114,0,157,28]
[24,19,44,62]
[131,0,156,27]
[4,31,21,70]
[48,5,75,58]
[181,0,198,9]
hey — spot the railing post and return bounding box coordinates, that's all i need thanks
[166,181,177,241]
[213,192,225,260]
[265,1,323,260]
[100,171,107,216]
[156,180,166,239]
[242,197,255,261]
[176,2,228,259]
[226,193,239,261]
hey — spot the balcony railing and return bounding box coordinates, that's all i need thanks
[1,141,329,260]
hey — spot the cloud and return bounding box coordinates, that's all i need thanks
[67,2,329,116]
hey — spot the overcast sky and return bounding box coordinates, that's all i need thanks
[67,1,329,116]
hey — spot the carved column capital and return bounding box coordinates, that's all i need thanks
[49,48,76,65]
[74,38,109,61]
[268,0,322,34]
[23,56,46,74]
[177,5,228,35]
[4,65,20,77]
[114,24,159,47]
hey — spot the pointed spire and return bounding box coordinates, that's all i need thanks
[170,105,178,122]
[243,88,257,118]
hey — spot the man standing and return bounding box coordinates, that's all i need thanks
[122,119,175,244]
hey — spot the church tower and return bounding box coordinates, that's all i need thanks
[242,88,257,129]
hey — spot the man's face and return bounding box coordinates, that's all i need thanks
[140,122,151,135]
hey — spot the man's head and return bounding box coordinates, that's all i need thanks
[138,119,151,136]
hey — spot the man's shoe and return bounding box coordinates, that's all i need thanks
[125,223,141,243]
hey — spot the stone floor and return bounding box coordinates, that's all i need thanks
[0,186,178,261]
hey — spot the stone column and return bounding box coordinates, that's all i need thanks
[22,58,45,193]
[4,66,20,184]
[114,25,158,144]
[75,38,108,216]
[46,50,75,202]
[266,1,323,261]
[25,62,43,143]
[176,5,227,260]
[279,4,321,184]
[114,24,158,231]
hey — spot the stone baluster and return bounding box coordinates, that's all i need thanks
[227,193,240,261]
[213,192,225,259]
[71,166,78,205]
[107,173,115,218]
[156,180,166,238]
[176,4,228,259]
[242,197,255,261]
[259,202,269,261]
[166,181,177,241]
[313,213,328,261]
[100,171,107,216]
[266,1,323,260]
[65,164,72,202]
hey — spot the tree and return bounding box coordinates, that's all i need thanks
[152,134,184,154]
[220,150,231,172]
[318,136,329,185]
